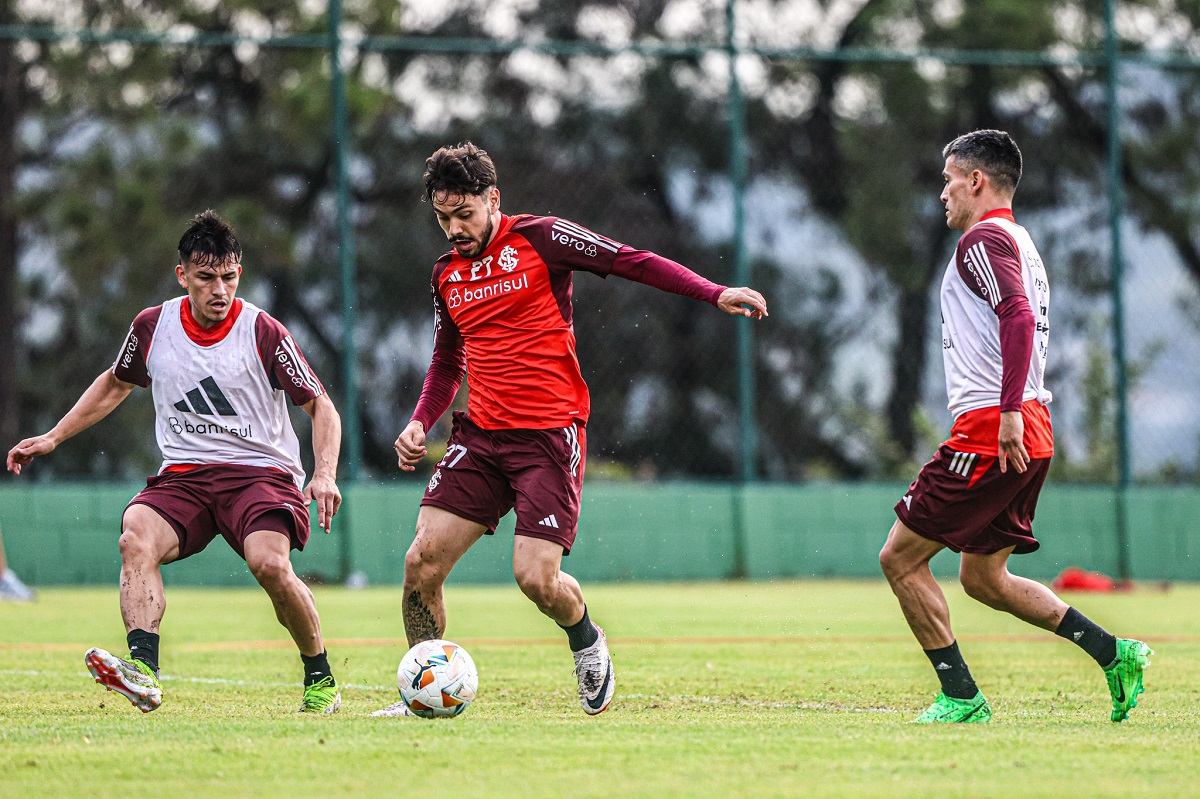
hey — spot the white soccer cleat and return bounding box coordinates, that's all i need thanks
[0,569,35,602]
[84,647,163,713]
[572,624,615,715]
[370,699,417,717]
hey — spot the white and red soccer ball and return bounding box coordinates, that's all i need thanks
[397,639,479,718]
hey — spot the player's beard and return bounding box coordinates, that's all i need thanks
[452,216,495,259]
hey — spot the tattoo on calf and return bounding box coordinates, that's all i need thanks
[403,589,442,646]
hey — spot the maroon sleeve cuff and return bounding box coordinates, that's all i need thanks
[411,344,466,432]
[610,248,726,306]
[997,294,1034,412]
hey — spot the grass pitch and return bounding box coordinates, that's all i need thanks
[1,580,1198,798]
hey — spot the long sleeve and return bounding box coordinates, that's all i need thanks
[609,248,726,306]
[996,294,1034,412]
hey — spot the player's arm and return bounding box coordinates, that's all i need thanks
[957,226,1032,473]
[997,294,1034,474]
[611,249,768,320]
[6,370,136,475]
[397,279,466,472]
[300,392,342,534]
[519,217,767,319]
[255,314,342,530]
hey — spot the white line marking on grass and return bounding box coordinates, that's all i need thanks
[4,670,899,713]
[2,669,394,692]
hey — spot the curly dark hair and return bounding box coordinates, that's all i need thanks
[423,142,498,202]
[177,210,241,269]
[942,129,1023,193]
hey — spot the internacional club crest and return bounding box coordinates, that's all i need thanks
[498,245,519,273]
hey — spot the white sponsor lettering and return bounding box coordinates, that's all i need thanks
[118,326,139,370]
[550,229,598,257]
[446,274,529,308]
[167,416,253,438]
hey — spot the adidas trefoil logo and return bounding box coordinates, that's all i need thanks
[538,514,560,529]
[173,376,238,417]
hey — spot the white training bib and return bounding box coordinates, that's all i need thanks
[146,297,306,486]
[941,217,1052,417]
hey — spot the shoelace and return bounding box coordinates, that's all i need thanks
[303,677,336,709]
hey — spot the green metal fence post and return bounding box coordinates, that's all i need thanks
[727,0,753,578]
[1104,0,1132,581]
[329,0,360,581]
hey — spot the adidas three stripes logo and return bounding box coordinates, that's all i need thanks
[173,376,238,417]
[946,450,977,477]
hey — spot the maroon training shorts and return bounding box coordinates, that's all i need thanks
[894,443,1051,555]
[125,464,311,561]
[421,411,586,553]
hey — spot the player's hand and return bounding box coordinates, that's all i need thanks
[6,435,57,476]
[717,287,768,320]
[395,420,428,472]
[303,474,341,534]
[997,410,1028,474]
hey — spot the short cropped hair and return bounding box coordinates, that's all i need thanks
[942,129,1023,194]
[178,210,241,269]
[423,142,497,202]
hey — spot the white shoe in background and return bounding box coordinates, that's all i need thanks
[0,569,34,602]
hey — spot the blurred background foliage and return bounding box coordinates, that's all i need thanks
[1,0,1198,484]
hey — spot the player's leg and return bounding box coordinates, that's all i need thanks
[507,421,611,714]
[879,519,990,723]
[958,546,1067,629]
[512,535,613,715]
[402,505,487,646]
[369,507,486,718]
[959,546,1152,722]
[512,535,583,625]
[242,522,340,714]
[243,526,323,655]
[879,519,953,648]
[84,503,179,713]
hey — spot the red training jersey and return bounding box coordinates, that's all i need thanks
[412,213,725,431]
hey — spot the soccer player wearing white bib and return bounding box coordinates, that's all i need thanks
[878,131,1151,724]
[6,211,344,714]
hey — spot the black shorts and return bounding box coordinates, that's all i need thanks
[420,411,586,553]
[126,464,310,561]
[895,444,1050,555]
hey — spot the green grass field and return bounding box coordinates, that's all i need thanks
[2,580,1198,798]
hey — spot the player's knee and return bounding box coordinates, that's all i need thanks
[247,552,292,587]
[878,543,906,583]
[959,567,1003,606]
[403,543,445,591]
[513,565,556,611]
[118,528,158,566]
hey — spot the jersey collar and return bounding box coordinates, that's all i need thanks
[181,297,243,345]
[979,208,1015,224]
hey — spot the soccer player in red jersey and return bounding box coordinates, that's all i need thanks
[371,142,768,717]
[7,211,345,714]
[878,130,1151,723]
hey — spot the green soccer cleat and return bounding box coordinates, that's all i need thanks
[912,691,992,723]
[85,647,163,713]
[1103,638,1152,723]
[299,676,341,714]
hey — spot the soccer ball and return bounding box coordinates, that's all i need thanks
[397,639,479,718]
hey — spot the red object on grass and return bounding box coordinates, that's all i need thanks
[1051,566,1132,592]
